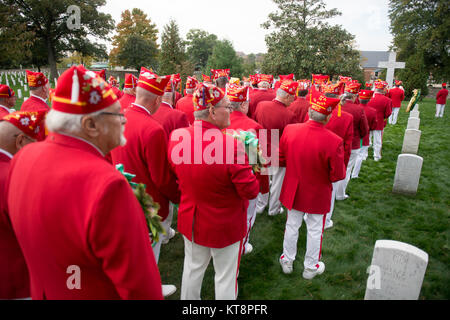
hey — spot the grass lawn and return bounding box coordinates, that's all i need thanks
[3,73,448,300]
[159,97,449,300]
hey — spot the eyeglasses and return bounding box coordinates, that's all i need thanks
[99,111,125,120]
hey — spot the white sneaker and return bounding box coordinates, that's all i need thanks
[279,255,293,274]
[324,220,333,230]
[336,194,349,201]
[244,243,253,255]
[268,207,284,216]
[162,284,177,297]
[303,262,325,280]
[162,228,176,244]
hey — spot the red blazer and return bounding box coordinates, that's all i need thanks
[362,105,378,146]
[341,101,369,150]
[112,87,123,99]
[0,105,11,117]
[111,104,180,221]
[287,97,310,123]
[254,99,296,159]
[174,91,182,106]
[325,109,354,167]
[175,94,195,125]
[119,93,136,113]
[20,95,50,112]
[153,102,189,140]
[227,111,269,194]
[0,151,30,299]
[367,93,393,130]
[7,133,163,299]
[388,87,405,109]
[436,88,448,105]
[248,89,276,119]
[279,121,346,214]
[168,121,259,248]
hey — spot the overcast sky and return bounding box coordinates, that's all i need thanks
[100,0,393,54]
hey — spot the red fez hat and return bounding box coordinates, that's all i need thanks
[322,83,343,95]
[312,74,330,85]
[374,81,387,90]
[26,70,48,88]
[202,74,212,83]
[279,80,299,95]
[365,82,372,89]
[257,74,273,84]
[279,74,294,81]
[338,76,352,83]
[52,65,118,114]
[193,83,225,111]
[358,90,374,100]
[443,83,447,87]
[124,74,138,89]
[94,70,106,80]
[226,84,249,102]
[186,76,199,90]
[108,76,118,87]
[0,84,14,98]
[394,80,402,86]
[310,86,340,116]
[211,69,230,80]
[2,110,47,141]
[297,80,311,91]
[137,67,170,96]
[345,82,361,94]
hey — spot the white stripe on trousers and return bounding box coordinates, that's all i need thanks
[180,236,242,300]
[282,209,326,269]
[243,198,257,249]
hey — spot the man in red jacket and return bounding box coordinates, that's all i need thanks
[335,82,369,201]
[175,76,198,125]
[367,81,392,161]
[435,83,448,118]
[255,80,297,216]
[225,84,268,255]
[7,65,163,300]
[110,68,180,291]
[0,84,15,117]
[278,88,345,279]
[20,70,50,112]
[168,83,259,299]
[388,81,405,125]
[0,110,46,299]
[248,74,276,119]
[287,86,310,123]
[119,73,138,113]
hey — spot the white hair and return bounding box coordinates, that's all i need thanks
[186,89,194,95]
[193,97,228,120]
[258,81,270,89]
[46,109,103,135]
[276,88,290,99]
[308,108,328,122]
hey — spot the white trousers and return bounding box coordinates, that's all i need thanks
[256,192,269,214]
[436,104,445,117]
[325,182,338,226]
[335,149,359,199]
[268,166,286,215]
[181,236,242,300]
[388,107,400,124]
[243,198,257,249]
[352,146,369,178]
[372,130,383,161]
[282,209,326,269]
[152,203,174,264]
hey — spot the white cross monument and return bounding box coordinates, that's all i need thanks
[378,51,406,88]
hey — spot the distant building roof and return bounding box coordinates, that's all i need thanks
[360,51,389,69]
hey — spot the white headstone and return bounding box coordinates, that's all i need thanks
[378,52,406,88]
[17,89,22,99]
[407,117,420,130]
[409,110,420,119]
[365,240,428,300]
[24,85,28,92]
[392,154,423,195]
[402,129,421,154]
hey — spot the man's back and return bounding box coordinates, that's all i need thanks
[341,102,369,149]
[119,93,136,113]
[153,102,189,140]
[248,89,276,119]
[367,93,392,130]
[388,87,405,109]
[7,133,163,300]
[20,95,49,112]
[287,97,310,123]
[437,88,449,104]
[175,94,195,125]
[325,109,353,167]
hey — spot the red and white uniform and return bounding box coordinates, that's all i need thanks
[367,93,392,160]
[0,149,30,299]
[168,120,259,299]
[279,120,345,269]
[436,88,448,118]
[20,95,49,112]
[175,94,195,125]
[388,87,405,124]
[7,133,163,299]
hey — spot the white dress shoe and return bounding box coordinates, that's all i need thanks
[162,284,177,297]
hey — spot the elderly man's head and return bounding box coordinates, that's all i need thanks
[193,84,232,129]
[30,82,50,100]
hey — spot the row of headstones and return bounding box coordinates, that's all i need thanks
[393,107,423,195]
[364,107,428,300]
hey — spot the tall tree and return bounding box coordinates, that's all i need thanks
[389,0,449,95]
[185,29,218,71]
[1,0,114,80]
[159,20,186,75]
[206,40,244,78]
[117,34,158,72]
[109,8,159,68]
[262,0,361,80]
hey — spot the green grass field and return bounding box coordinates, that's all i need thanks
[2,73,448,300]
[159,97,449,300]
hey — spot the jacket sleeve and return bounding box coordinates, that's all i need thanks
[89,177,163,300]
[359,109,369,139]
[329,140,346,183]
[229,139,260,200]
[344,118,353,167]
[385,99,393,118]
